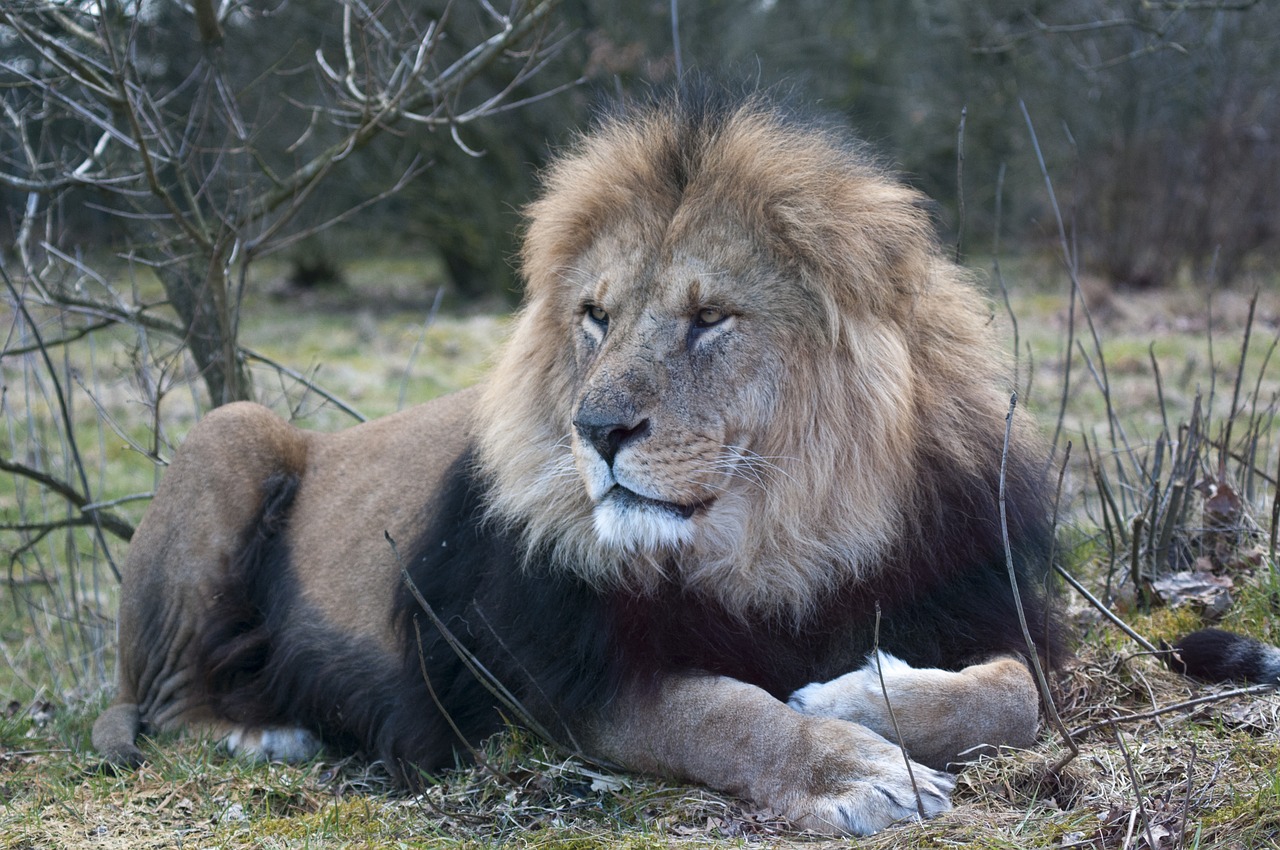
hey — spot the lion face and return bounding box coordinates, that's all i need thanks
[475,93,1013,617]
[566,224,798,554]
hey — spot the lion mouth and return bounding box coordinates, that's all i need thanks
[607,486,710,520]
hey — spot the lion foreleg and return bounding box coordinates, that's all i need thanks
[788,652,1039,769]
[584,673,954,836]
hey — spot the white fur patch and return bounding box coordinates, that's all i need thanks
[788,651,911,718]
[221,726,323,763]
[592,493,695,552]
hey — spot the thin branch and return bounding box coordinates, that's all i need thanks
[670,0,684,79]
[1,263,130,571]
[240,348,367,424]
[258,0,562,218]
[872,602,926,822]
[0,457,135,542]
[1054,563,1158,655]
[390,532,567,752]
[954,106,966,264]
[1114,728,1158,850]
[1,320,116,357]
[411,618,514,785]
[998,393,1078,769]
[1067,683,1275,740]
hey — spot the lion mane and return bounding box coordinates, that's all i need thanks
[95,86,1073,835]
[479,88,1048,620]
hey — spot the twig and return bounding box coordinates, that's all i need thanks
[1176,743,1197,850]
[1067,683,1276,740]
[467,604,587,758]
[872,602,925,821]
[1113,728,1158,850]
[1,264,129,572]
[998,393,1077,769]
[954,106,966,264]
[241,348,367,423]
[388,532,564,751]
[991,162,1020,390]
[670,0,683,79]
[1220,291,1257,472]
[1053,563,1158,655]
[1044,441,1072,670]
[1271,448,1280,569]
[398,287,444,411]
[410,618,513,785]
[1150,343,1172,443]
[1130,515,1147,608]
[1021,102,1074,465]
[1,320,116,357]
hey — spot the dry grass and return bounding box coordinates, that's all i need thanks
[4,261,1280,848]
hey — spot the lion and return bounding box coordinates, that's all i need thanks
[93,85,1068,836]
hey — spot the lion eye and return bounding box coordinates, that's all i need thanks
[694,307,728,329]
[586,304,609,327]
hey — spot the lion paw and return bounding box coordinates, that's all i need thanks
[783,744,955,835]
[221,726,323,763]
[787,650,911,719]
[766,716,955,836]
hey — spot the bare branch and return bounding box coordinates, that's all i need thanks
[0,456,135,543]
[240,349,367,424]
[191,0,225,45]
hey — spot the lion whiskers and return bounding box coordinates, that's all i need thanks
[545,436,579,480]
[706,446,799,492]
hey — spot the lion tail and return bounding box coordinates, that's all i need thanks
[91,702,143,768]
[1166,628,1280,683]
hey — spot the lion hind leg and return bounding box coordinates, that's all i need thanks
[788,652,1039,769]
[92,702,144,768]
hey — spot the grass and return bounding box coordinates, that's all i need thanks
[3,256,1280,848]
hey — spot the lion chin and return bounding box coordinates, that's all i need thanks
[591,487,699,552]
[95,82,1080,837]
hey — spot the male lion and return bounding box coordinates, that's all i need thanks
[95,87,1065,835]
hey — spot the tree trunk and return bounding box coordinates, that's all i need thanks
[155,254,252,406]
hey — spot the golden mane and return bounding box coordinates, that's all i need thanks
[475,91,1025,619]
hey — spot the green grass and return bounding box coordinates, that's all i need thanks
[3,257,1280,848]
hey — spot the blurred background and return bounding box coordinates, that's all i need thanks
[4,0,1277,315]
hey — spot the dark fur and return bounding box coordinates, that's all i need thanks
[199,472,301,708]
[195,454,614,781]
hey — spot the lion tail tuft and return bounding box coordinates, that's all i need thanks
[1164,628,1280,684]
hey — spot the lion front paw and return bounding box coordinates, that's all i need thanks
[770,718,955,836]
[784,759,955,835]
[788,649,911,719]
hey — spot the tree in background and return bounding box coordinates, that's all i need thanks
[0,0,566,693]
[1,0,563,406]
[465,0,1277,290]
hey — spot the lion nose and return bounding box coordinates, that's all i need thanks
[573,415,650,467]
